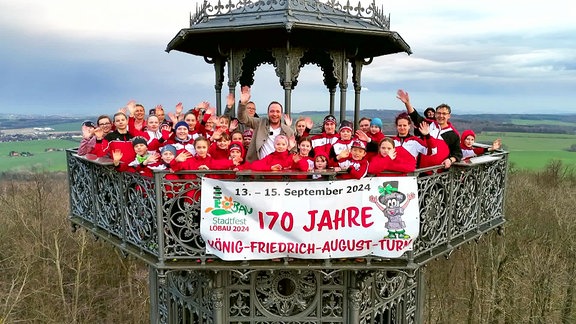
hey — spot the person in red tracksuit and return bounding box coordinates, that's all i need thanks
[368,137,416,176]
[311,114,339,156]
[336,140,369,180]
[250,135,294,173]
[397,89,462,169]
[94,112,135,167]
[460,130,502,160]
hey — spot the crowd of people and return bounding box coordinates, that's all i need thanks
[78,88,502,180]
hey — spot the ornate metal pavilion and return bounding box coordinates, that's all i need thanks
[66,1,508,323]
[166,0,411,123]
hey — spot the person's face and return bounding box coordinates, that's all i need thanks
[464,135,475,148]
[176,126,189,140]
[155,108,165,121]
[296,121,307,135]
[195,140,209,158]
[324,122,336,135]
[359,120,370,132]
[369,125,380,135]
[268,103,282,125]
[217,138,231,150]
[229,150,242,160]
[134,143,148,156]
[147,116,160,131]
[231,133,243,142]
[435,108,451,127]
[161,150,174,163]
[246,103,256,117]
[379,141,394,157]
[396,118,410,137]
[185,114,197,129]
[339,129,352,141]
[98,118,112,134]
[243,136,252,148]
[218,117,229,131]
[315,157,327,170]
[351,147,367,160]
[298,140,311,156]
[114,115,128,130]
[134,105,145,120]
[425,110,435,119]
[275,139,288,152]
[204,120,214,131]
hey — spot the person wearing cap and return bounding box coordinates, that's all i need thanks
[220,141,249,179]
[329,120,355,167]
[335,139,369,180]
[460,130,501,160]
[164,120,197,156]
[120,136,160,176]
[355,117,385,160]
[93,112,136,165]
[242,129,253,151]
[78,120,96,156]
[237,86,294,162]
[311,114,339,156]
[397,89,462,169]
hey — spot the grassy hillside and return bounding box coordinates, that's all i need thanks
[0,139,78,172]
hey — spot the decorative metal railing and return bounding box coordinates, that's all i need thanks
[66,149,508,270]
[190,0,391,30]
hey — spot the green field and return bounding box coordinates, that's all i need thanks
[0,139,79,172]
[477,132,576,170]
[510,119,576,127]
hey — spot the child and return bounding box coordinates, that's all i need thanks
[208,132,231,160]
[220,141,249,179]
[368,137,415,176]
[336,140,369,180]
[364,117,385,160]
[166,121,196,156]
[294,116,313,142]
[126,136,160,177]
[230,130,244,143]
[242,129,253,151]
[329,120,355,167]
[312,150,330,180]
[291,137,314,179]
[461,130,501,160]
[250,135,293,171]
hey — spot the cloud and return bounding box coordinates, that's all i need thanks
[0,0,575,115]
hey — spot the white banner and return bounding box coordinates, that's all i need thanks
[200,177,419,260]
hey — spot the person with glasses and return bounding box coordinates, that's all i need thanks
[396,89,461,169]
[78,115,113,156]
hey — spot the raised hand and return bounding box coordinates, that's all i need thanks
[418,121,430,135]
[288,135,297,150]
[175,151,191,162]
[126,100,137,115]
[154,104,163,112]
[389,148,397,160]
[292,153,301,163]
[284,114,292,127]
[396,89,410,104]
[205,106,216,116]
[226,93,235,108]
[304,117,314,129]
[355,130,369,142]
[229,119,239,131]
[175,102,183,115]
[239,86,251,104]
[492,138,502,150]
[167,112,178,124]
[118,107,127,115]
[81,125,94,139]
[112,149,123,165]
[196,101,209,111]
[94,127,104,140]
[145,153,159,165]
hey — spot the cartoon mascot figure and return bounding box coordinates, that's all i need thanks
[369,181,415,239]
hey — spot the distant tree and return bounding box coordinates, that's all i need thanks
[567,144,576,152]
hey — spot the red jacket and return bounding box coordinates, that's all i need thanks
[250,151,293,171]
[337,157,369,180]
[368,146,415,175]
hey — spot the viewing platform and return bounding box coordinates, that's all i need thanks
[66,148,508,323]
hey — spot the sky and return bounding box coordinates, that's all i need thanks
[0,0,575,116]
